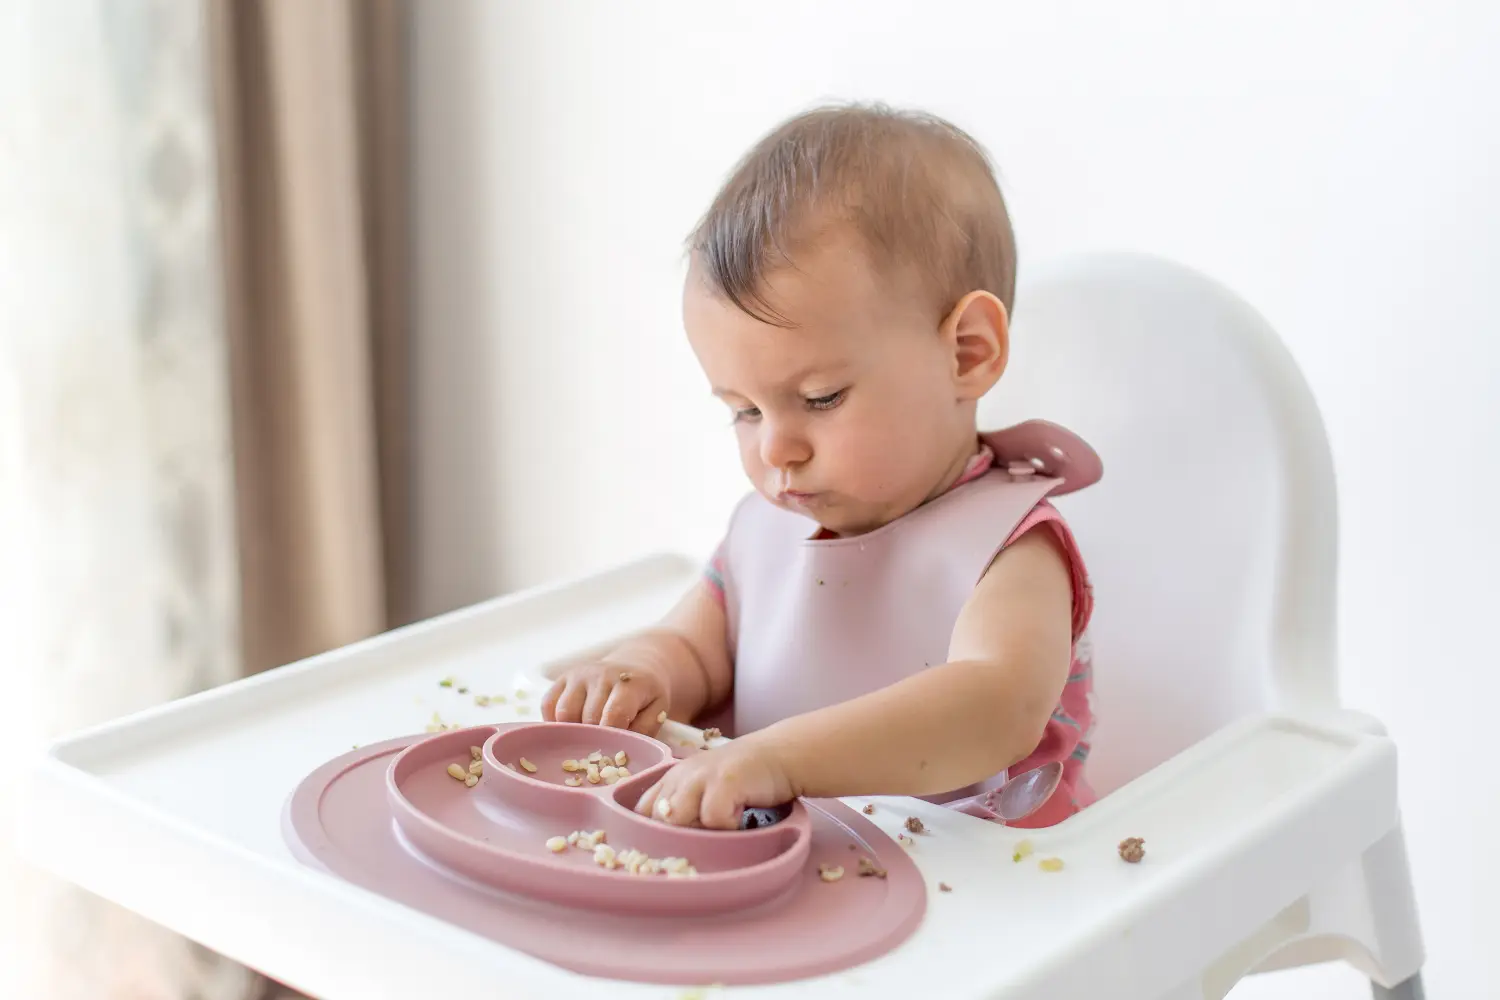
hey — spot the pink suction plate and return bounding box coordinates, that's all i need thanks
[284,722,927,986]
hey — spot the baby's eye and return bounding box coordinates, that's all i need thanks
[805,389,846,411]
[732,406,762,424]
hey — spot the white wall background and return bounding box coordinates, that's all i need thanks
[411,2,1500,995]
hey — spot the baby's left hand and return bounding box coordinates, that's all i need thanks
[634,737,797,830]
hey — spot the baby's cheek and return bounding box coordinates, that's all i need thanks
[735,431,763,478]
[832,429,905,498]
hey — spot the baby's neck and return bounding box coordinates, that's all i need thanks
[921,435,985,506]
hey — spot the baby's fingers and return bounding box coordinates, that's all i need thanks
[580,677,617,725]
[639,776,704,828]
[634,779,665,820]
[539,678,566,721]
[698,781,744,831]
[626,694,669,737]
[598,680,648,729]
[549,679,588,723]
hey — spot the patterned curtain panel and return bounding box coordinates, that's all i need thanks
[0,1,258,998]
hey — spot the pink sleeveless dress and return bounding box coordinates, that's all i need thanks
[702,421,1102,828]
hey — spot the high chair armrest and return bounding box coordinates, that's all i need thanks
[847,711,1399,1000]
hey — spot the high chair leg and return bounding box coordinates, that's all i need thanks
[1372,973,1425,1000]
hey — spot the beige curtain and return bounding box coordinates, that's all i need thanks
[207,0,412,675]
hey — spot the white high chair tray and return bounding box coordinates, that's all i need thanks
[20,555,1398,1000]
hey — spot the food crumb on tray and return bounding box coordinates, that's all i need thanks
[903,816,925,834]
[938,882,952,893]
[1118,836,1146,863]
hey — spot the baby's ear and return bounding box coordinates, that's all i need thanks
[942,290,1009,399]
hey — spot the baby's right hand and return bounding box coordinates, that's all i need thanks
[540,661,670,735]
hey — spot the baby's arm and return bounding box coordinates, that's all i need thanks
[542,580,733,731]
[755,528,1074,798]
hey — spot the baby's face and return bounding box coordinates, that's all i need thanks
[684,237,975,536]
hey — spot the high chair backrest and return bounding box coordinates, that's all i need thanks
[979,253,1340,797]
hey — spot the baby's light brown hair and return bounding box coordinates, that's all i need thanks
[689,102,1016,326]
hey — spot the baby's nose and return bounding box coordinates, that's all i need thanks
[758,421,811,470]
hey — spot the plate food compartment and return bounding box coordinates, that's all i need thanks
[286,722,927,985]
[388,724,809,915]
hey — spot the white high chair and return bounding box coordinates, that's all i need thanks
[17,252,1426,1000]
[983,251,1426,998]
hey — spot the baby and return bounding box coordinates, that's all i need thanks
[542,103,1099,830]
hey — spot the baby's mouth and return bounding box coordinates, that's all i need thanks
[770,472,825,507]
[777,488,822,507]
